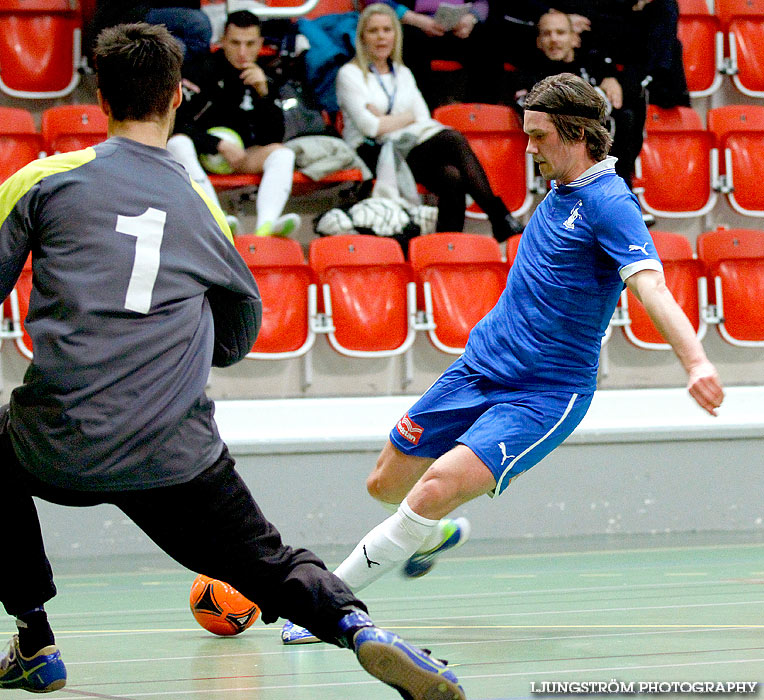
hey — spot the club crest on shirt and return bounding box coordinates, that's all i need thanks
[396,413,423,445]
[563,199,583,230]
[240,88,254,111]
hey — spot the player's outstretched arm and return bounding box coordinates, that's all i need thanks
[625,269,725,416]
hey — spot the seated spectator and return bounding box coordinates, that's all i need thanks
[167,10,301,238]
[88,1,212,65]
[373,0,503,107]
[550,0,689,108]
[336,3,523,241]
[487,0,591,74]
[511,11,646,189]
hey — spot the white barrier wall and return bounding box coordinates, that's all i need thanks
[32,386,764,559]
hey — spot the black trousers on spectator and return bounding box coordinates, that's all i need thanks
[358,129,508,233]
[402,23,504,107]
[0,408,363,645]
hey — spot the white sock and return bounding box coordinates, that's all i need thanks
[167,134,222,207]
[333,499,438,592]
[255,147,295,230]
[376,502,445,551]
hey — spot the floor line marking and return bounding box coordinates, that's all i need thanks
[49,578,760,619]
[46,658,764,699]
[59,625,756,665]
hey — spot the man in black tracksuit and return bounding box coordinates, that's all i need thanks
[168,10,301,237]
[510,10,645,189]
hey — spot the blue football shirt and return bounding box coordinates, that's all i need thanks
[463,157,662,393]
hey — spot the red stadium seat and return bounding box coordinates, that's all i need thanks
[408,233,507,354]
[697,227,764,346]
[0,107,42,182]
[707,105,764,217]
[0,0,81,99]
[677,0,723,97]
[40,105,108,154]
[308,235,417,359]
[430,60,463,72]
[716,0,764,97]
[620,231,707,349]
[233,235,317,359]
[432,103,535,218]
[633,105,716,218]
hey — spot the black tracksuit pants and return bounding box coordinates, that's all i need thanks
[0,408,364,646]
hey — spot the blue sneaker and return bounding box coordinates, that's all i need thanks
[339,611,466,700]
[403,517,471,579]
[281,620,320,645]
[0,635,67,693]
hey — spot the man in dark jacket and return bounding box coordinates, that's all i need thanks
[511,11,645,190]
[168,10,301,237]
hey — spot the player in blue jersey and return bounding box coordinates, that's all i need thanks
[0,22,465,700]
[282,71,725,644]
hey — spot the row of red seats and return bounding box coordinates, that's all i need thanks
[0,103,366,193]
[613,227,764,350]
[0,102,535,219]
[8,100,764,226]
[4,230,762,384]
[0,104,108,182]
[678,0,764,98]
[231,228,764,360]
[634,103,764,219]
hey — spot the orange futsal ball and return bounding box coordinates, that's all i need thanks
[189,574,260,636]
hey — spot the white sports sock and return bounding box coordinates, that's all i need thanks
[255,147,295,230]
[166,134,222,207]
[333,499,438,592]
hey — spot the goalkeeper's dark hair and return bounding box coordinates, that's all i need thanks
[94,22,182,122]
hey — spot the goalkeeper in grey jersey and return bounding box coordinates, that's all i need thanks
[0,22,464,700]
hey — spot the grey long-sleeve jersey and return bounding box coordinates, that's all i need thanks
[0,137,260,491]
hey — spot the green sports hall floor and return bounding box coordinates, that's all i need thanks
[3,532,762,700]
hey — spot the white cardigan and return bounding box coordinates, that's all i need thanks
[335,61,443,151]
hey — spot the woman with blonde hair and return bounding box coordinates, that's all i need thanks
[335,3,523,241]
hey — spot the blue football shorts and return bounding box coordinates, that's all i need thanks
[389,357,594,496]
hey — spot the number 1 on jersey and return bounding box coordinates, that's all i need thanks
[116,208,166,314]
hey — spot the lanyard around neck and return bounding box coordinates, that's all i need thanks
[369,61,396,115]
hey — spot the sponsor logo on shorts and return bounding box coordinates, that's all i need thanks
[498,441,516,466]
[396,413,423,445]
